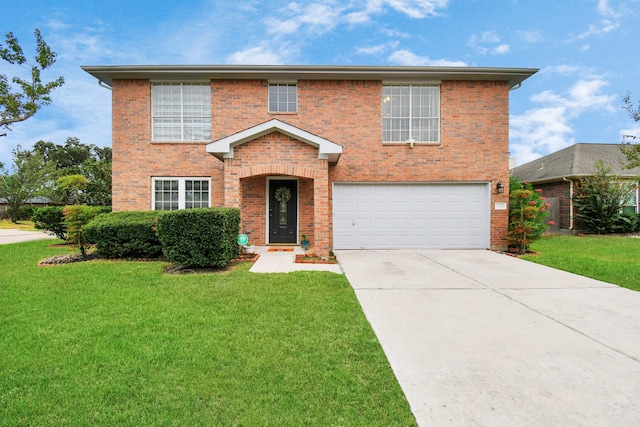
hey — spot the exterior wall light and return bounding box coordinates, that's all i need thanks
[496,180,504,194]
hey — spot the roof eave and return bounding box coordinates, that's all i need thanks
[81,65,538,88]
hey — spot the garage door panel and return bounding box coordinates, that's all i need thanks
[333,183,489,249]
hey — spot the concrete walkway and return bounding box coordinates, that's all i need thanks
[336,249,640,426]
[249,246,343,274]
[0,229,56,245]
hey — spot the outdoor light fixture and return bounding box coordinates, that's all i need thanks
[496,180,504,194]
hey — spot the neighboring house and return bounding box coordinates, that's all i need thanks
[0,197,53,216]
[511,143,640,232]
[82,65,537,255]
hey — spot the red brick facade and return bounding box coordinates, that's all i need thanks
[111,77,512,255]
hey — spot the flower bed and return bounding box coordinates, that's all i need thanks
[295,254,338,264]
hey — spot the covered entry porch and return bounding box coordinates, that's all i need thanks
[206,119,342,255]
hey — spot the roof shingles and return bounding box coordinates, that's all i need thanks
[511,143,640,183]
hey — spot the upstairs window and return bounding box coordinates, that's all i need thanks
[153,178,210,210]
[382,85,440,143]
[269,83,297,113]
[152,83,211,141]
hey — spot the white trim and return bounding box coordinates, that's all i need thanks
[151,177,211,210]
[206,119,342,163]
[266,177,299,244]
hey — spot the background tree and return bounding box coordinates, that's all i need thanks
[572,160,638,234]
[0,29,64,136]
[34,137,112,206]
[0,146,55,222]
[621,91,640,168]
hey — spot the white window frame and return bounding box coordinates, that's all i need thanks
[152,83,212,141]
[382,84,440,143]
[152,177,211,210]
[268,83,298,113]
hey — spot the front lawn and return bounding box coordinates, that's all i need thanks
[521,235,640,291]
[0,240,415,426]
[0,219,36,230]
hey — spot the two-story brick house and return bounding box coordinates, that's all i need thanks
[82,65,537,255]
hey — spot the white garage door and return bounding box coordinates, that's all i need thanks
[333,183,490,249]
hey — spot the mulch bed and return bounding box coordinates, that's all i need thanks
[295,254,338,264]
[38,252,102,266]
[38,250,261,273]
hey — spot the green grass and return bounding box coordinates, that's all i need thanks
[0,240,415,426]
[522,235,640,291]
[0,219,36,230]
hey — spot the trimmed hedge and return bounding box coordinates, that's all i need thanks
[83,211,165,259]
[33,205,111,241]
[32,206,67,240]
[156,208,240,268]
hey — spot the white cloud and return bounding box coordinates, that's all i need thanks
[510,71,616,164]
[468,31,510,55]
[621,125,640,143]
[381,28,411,38]
[575,0,622,39]
[227,46,286,65]
[268,0,449,32]
[388,49,467,66]
[383,0,450,18]
[357,41,400,55]
[265,2,343,36]
[493,44,510,55]
[517,30,543,44]
[345,0,449,23]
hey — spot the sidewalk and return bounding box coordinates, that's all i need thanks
[249,246,343,274]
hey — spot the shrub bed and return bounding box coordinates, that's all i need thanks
[83,211,164,259]
[156,208,240,268]
[33,205,111,240]
[32,206,66,239]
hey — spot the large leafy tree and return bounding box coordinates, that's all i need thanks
[33,137,112,205]
[0,29,64,136]
[0,146,55,222]
[621,92,640,168]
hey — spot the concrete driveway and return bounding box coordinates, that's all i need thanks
[336,249,640,426]
[0,229,55,245]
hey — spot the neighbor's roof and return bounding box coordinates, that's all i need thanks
[81,65,538,88]
[511,143,640,183]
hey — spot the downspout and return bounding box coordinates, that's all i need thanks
[563,177,574,230]
[98,80,112,90]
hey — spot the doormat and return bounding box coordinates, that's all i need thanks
[268,247,294,252]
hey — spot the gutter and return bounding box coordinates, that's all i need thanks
[563,177,574,230]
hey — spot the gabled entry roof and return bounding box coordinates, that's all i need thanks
[206,119,343,163]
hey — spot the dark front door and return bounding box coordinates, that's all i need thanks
[269,179,297,244]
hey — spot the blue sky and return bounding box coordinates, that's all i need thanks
[1,0,639,169]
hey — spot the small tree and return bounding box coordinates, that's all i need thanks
[55,174,87,205]
[572,160,637,234]
[0,29,64,136]
[62,205,102,255]
[0,146,55,222]
[507,177,551,254]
